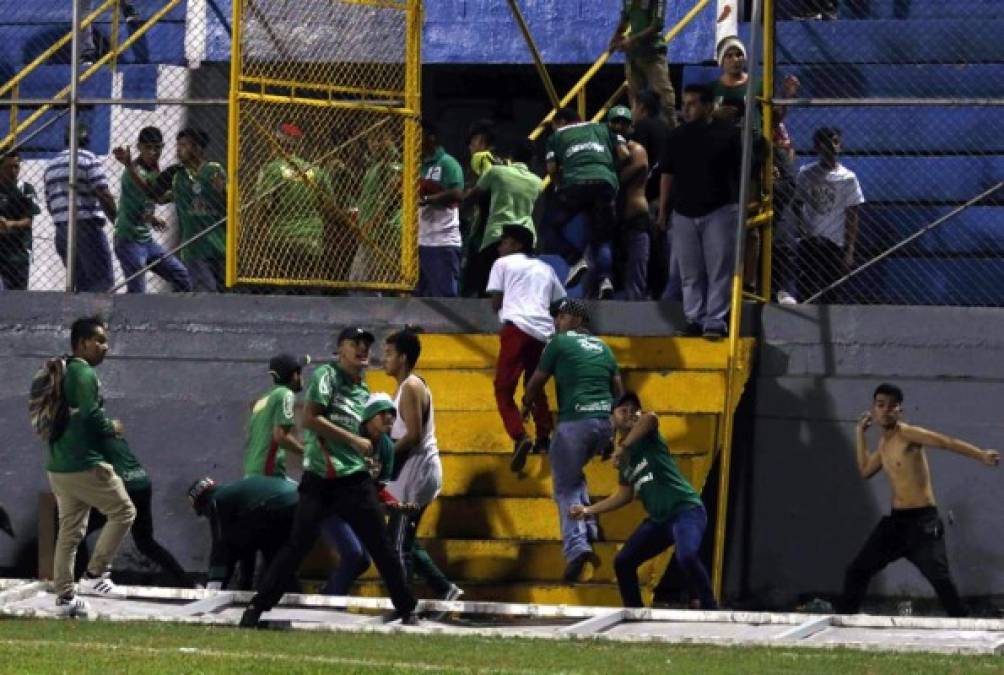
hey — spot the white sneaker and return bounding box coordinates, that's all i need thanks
[55,594,91,618]
[78,573,126,597]
[426,584,464,622]
[565,258,589,288]
[777,290,797,305]
[598,278,614,300]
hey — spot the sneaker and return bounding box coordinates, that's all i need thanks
[510,436,533,473]
[777,290,797,305]
[239,606,263,628]
[381,610,419,626]
[674,322,702,337]
[564,257,589,288]
[78,572,125,597]
[532,436,550,455]
[562,551,599,583]
[80,51,97,67]
[426,584,464,621]
[55,594,90,618]
[702,327,726,340]
[598,278,614,300]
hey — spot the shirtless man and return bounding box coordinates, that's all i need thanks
[841,383,999,616]
[607,106,650,300]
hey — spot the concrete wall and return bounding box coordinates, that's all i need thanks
[731,304,1004,606]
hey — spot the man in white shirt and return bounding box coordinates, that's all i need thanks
[487,225,566,471]
[788,127,864,303]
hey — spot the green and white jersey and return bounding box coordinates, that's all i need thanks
[302,363,370,479]
[621,0,668,58]
[244,385,297,478]
[100,437,150,490]
[173,161,226,262]
[545,123,624,191]
[256,157,334,243]
[47,358,116,473]
[115,160,158,243]
[537,330,619,422]
[619,429,703,522]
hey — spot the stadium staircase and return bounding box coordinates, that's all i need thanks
[302,334,755,607]
[683,0,1004,305]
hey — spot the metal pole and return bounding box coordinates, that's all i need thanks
[225,0,243,288]
[66,0,83,292]
[505,0,561,110]
[759,0,775,297]
[712,0,763,602]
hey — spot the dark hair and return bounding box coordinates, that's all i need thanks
[138,126,164,145]
[636,89,661,118]
[813,126,842,148]
[64,123,90,148]
[506,139,535,165]
[682,84,715,105]
[177,127,209,149]
[614,391,642,411]
[554,107,581,124]
[421,120,439,139]
[1,148,20,161]
[873,383,903,404]
[70,316,105,349]
[466,118,497,147]
[385,326,423,368]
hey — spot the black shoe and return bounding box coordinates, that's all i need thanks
[598,278,614,300]
[239,606,262,628]
[381,610,420,626]
[702,327,726,339]
[565,257,589,288]
[510,436,533,472]
[674,322,702,337]
[562,551,599,583]
[533,436,550,455]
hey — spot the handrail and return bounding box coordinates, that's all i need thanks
[0,0,182,151]
[527,0,712,142]
[0,0,118,100]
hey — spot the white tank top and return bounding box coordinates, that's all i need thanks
[392,373,438,457]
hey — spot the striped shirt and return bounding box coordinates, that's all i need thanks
[43,149,110,224]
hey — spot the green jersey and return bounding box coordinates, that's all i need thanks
[711,78,763,134]
[244,385,297,478]
[621,0,668,58]
[100,437,150,490]
[256,157,334,243]
[619,429,703,522]
[545,123,624,191]
[47,358,116,473]
[114,160,158,243]
[475,162,543,251]
[302,363,370,479]
[537,330,619,422]
[371,433,394,483]
[358,158,403,240]
[0,179,40,266]
[173,161,226,262]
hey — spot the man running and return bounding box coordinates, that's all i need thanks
[571,392,716,609]
[522,299,623,581]
[244,354,306,478]
[841,383,999,617]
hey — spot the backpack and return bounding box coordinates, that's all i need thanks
[29,357,70,443]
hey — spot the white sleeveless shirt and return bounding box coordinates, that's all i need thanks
[392,373,439,457]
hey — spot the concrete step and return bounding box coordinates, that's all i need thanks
[439,452,713,498]
[436,411,718,456]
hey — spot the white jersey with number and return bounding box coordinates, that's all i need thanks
[387,373,442,506]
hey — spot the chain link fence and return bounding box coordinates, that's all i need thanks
[768,0,1004,306]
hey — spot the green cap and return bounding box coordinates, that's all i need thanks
[362,393,396,423]
[607,105,632,122]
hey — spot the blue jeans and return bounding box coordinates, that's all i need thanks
[550,417,612,561]
[615,506,716,609]
[416,246,461,298]
[114,238,192,293]
[54,219,113,292]
[320,515,370,595]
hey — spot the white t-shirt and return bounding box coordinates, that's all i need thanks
[487,253,566,343]
[418,204,461,247]
[793,161,864,247]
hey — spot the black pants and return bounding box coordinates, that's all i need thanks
[545,181,618,264]
[387,506,453,596]
[76,484,191,587]
[0,258,28,290]
[462,245,498,298]
[842,506,966,617]
[249,471,417,615]
[796,236,845,304]
[226,505,298,591]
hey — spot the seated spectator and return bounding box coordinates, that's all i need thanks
[609,0,677,126]
[658,85,743,338]
[786,127,863,304]
[543,108,629,295]
[607,106,651,301]
[45,124,117,292]
[463,141,544,297]
[417,121,464,297]
[0,149,40,291]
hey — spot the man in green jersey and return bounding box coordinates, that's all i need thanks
[609,0,676,126]
[189,475,298,591]
[244,353,306,478]
[241,327,418,627]
[173,128,226,292]
[349,130,402,285]
[0,149,40,290]
[46,317,136,616]
[111,126,192,293]
[522,299,624,581]
[571,392,716,609]
[544,108,628,292]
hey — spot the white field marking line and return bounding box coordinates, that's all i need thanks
[0,638,543,675]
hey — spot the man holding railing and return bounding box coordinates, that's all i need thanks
[610,0,677,127]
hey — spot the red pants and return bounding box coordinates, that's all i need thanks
[495,323,553,441]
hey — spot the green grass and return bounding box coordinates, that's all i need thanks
[0,618,1002,674]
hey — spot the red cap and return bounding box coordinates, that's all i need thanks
[278,122,304,139]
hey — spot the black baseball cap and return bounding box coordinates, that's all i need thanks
[268,353,309,383]
[551,298,590,323]
[336,327,375,346]
[138,126,163,145]
[614,391,642,410]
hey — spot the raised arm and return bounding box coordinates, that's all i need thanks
[856,412,882,479]
[620,411,659,451]
[899,423,1000,467]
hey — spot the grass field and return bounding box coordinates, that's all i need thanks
[0,619,1002,674]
